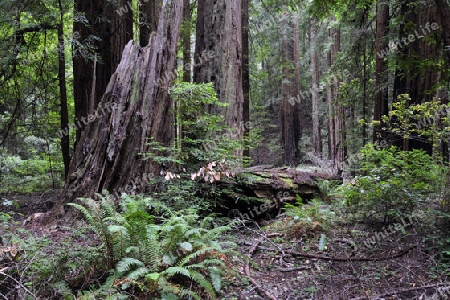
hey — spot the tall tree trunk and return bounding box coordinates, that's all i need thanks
[194,0,244,148]
[58,0,70,178]
[310,18,322,155]
[333,26,345,167]
[139,0,162,46]
[292,14,301,162]
[242,0,250,159]
[435,0,450,161]
[58,1,183,208]
[435,0,450,67]
[373,0,389,142]
[393,0,437,153]
[73,0,133,143]
[327,21,335,162]
[281,14,295,166]
[182,0,192,82]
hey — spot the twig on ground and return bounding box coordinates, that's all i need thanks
[349,283,449,300]
[243,237,278,300]
[279,266,309,272]
[290,246,414,262]
[0,269,36,299]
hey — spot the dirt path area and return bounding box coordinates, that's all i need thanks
[221,218,449,299]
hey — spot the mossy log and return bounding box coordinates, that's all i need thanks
[211,165,341,218]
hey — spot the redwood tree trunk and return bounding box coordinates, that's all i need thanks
[139,0,162,46]
[281,14,295,166]
[194,0,244,142]
[61,1,183,205]
[292,14,301,162]
[435,0,450,67]
[73,0,133,142]
[373,0,389,141]
[242,0,250,159]
[182,0,192,82]
[333,27,345,166]
[58,0,70,178]
[327,21,335,162]
[310,18,322,155]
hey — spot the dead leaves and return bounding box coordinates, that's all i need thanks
[163,160,235,183]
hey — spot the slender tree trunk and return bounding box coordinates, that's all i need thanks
[182,0,192,83]
[373,0,389,142]
[292,14,301,161]
[281,14,295,166]
[333,27,345,166]
[58,0,70,178]
[194,0,245,147]
[310,18,322,155]
[58,1,183,208]
[327,22,335,162]
[242,0,250,159]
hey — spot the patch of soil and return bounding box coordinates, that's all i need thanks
[220,219,449,300]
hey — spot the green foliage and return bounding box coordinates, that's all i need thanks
[341,143,443,222]
[71,193,239,299]
[168,82,246,168]
[316,179,340,203]
[380,95,450,150]
[284,196,335,230]
[1,225,101,299]
[0,146,64,193]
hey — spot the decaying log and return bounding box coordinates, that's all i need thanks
[204,165,341,217]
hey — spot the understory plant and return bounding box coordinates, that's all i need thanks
[283,196,335,231]
[70,192,240,299]
[0,225,101,299]
[341,143,442,223]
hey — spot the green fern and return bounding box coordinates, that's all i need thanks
[74,193,237,299]
[162,266,216,298]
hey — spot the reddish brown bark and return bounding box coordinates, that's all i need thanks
[60,1,183,207]
[373,0,389,142]
[310,18,322,155]
[73,0,133,142]
[194,0,244,143]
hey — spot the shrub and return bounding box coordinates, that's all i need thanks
[342,143,442,222]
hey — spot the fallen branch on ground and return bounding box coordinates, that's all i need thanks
[349,283,449,300]
[290,246,414,262]
[243,237,277,300]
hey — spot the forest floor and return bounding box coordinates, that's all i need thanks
[1,192,449,300]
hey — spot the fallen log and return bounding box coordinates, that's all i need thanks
[195,165,341,218]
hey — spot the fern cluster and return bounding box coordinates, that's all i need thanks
[71,193,239,299]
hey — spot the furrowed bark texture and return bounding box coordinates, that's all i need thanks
[63,1,183,203]
[194,0,244,140]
